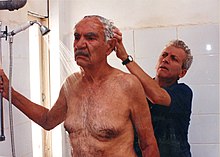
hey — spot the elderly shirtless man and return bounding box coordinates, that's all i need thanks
[0,15,159,157]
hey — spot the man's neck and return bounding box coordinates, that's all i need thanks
[81,64,113,83]
[155,77,177,88]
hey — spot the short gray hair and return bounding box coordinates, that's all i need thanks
[83,15,115,41]
[165,39,193,70]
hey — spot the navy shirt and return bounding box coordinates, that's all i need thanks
[134,82,193,157]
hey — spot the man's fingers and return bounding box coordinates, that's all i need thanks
[113,28,122,41]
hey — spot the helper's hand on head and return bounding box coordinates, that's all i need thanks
[0,69,11,100]
[113,28,129,61]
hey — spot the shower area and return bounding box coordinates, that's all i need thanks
[0,0,219,157]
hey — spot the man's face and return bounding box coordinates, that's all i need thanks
[73,17,109,68]
[155,45,187,81]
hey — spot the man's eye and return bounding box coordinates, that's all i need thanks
[171,56,178,61]
[74,33,80,40]
[162,53,167,57]
[74,36,80,40]
[87,36,95,40]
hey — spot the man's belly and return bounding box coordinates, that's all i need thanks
[68,130,137,157]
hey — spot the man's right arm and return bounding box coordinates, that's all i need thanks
[0,69,66,130]
[113,28,170,106]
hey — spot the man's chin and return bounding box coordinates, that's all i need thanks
[156,71,169,78]
[76,60,89,68]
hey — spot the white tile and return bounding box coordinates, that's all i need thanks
[135,58,157,78]
[189,114,219,144]
[108,29,134,60]
[1,38,9,59]
[108,52,121,62]
[191,144,219,157]
[14,122,33,157]
[22,152,33,157]
[0,122,32,156]
[1,57,30,92]
[2,100,30,129]
[108,58,129,73]
[12,58,30,92]
[0,128,12,156]
[178,24,219,55]
[13,108,31,126]
[13,32,29,58]
[134,27,176,59]
[189,84,219,114]
[180,54,219,85]
[121,29,135,57]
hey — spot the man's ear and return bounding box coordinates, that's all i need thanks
[106,39,116,56]
[179,69,187,78]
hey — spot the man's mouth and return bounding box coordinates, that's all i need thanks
[75,51,90,59]
[159,66,168,71]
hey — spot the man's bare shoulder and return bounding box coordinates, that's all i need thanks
[64,72,83,83]
[112,68,142,90]
[61,72,83,91]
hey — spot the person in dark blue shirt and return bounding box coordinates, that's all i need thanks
[149,82,192,157]
[113,28,193,157]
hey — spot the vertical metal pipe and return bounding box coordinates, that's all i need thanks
[8,35,16,157]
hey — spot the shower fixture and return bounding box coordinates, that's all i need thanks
[0,20,50,142]
[0,20,50,39]
[36,21,50,36]
[0,20,50,140]
[0,20,50,157]
[10,21,50,36]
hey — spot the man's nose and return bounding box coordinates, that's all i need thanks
[74,38,86,49]
[162,56,170,63]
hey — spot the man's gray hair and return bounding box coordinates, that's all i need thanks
[165,40,193,70]
[83,15,115,41]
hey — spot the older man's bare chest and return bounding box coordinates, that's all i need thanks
[63,79,131,141]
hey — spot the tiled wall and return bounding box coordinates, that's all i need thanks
[179,24,219,157]
[108,23,219,157]
[0,12,218,157]
[0,30,33,157]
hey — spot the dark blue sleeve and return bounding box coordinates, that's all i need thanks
[164,83,193,113]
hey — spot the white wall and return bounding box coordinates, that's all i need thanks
[0,0,219,157]
[62,0,218,28]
